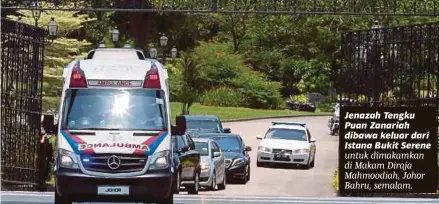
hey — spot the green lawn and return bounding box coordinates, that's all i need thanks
[170,102,331,122]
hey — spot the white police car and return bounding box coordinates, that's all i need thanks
[256,121,316,169]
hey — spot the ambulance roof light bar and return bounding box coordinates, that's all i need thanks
[69,61,87,88]
[143,63,161,89]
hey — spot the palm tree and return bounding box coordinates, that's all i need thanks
[177,51,205,115]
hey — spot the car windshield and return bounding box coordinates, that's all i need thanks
[194,142,209,156]
[264,128,307,141]
[213,137,241,152]
[187,119,220,132]
[61,89,167,131]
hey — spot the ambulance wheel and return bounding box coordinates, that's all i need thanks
[173,171,181,194]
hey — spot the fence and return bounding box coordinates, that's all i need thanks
[1,18,48,190]
[339,21,439,197]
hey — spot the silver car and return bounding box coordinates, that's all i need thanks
[193,138,227,190]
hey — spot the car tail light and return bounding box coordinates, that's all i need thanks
[69,62,87,88]
[143,64,161,89]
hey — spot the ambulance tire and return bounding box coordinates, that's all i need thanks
[173,171,181,194]
[54,190,72,204]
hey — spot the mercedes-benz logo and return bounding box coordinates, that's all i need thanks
[107,155,121,170]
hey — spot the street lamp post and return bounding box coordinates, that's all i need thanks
[150,34,177,64]
[47,17,58,38]
[31,1,41,26]
[149,48,157,59]
[159,34,168,64]
[171,46,178,60]
[111,27,119,47]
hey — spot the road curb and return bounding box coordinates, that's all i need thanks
[222,113,332,123]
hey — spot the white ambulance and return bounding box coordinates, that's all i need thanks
[45,57,186,204]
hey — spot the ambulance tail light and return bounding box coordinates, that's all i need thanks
[143,64,161,89]
[69,62,87,88]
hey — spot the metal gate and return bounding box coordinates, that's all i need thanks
[1,18,47,189]
[339,21,439,196]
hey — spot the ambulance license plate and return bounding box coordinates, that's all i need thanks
[97,186,129,195]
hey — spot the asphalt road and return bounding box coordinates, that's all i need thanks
[205,116,339,197]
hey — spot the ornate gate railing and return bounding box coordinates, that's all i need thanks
[1,18,47,189]
[339,21,439,196]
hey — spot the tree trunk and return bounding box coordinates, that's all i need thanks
[181,102,190,115]
[187,101,194,115]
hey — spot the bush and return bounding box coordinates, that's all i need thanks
[233,72,284,110]
[166,63,183,102]
[289,93,308,103]
[193,42,247,87]
[189,41,284,110]
[316,103,335,112]
[200,87,245,107]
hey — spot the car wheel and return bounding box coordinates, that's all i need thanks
[173,171,180,194]
[209,171,217,191]
[310,156,315,168]
[247,166,251,181]
[156,193,174,204]
[304,157,312,169]
[257,160,264,167]
[186,172,199,195]
[217,174,226,190]
[55,189,72,204]
[240,165,249,184]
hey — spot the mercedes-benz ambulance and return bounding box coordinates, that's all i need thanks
[48,58,185,204]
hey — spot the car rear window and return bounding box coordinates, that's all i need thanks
[187,119,220,132]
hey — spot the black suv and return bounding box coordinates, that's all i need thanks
[171,133,201,194]
[194,133,251,184]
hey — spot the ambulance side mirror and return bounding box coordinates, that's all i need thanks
[172,116,187,135]
[42,114,56,134]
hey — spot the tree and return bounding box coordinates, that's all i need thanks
[175,51,206,115]
[8,9,93,111]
